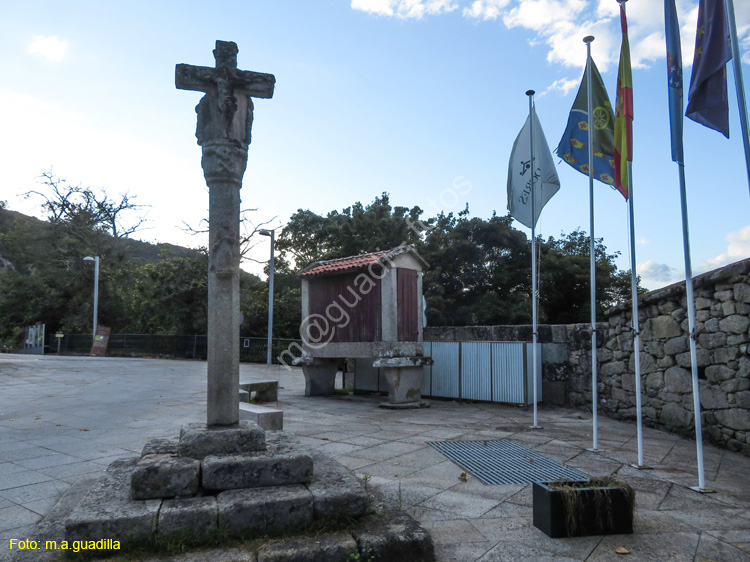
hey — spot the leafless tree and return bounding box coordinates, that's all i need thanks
[24,170,149,239]
[181,207,279,264]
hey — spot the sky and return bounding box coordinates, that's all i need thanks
[1,0,750,290]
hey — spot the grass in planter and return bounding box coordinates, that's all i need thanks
[548,476,635,536]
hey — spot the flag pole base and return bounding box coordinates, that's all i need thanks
[630,464,653,470]
[689,486,716,494]
[586,448,600,453]
[530,425,543,430]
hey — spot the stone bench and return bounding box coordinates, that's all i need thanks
[240,402,283,431]
[239,378,278,402]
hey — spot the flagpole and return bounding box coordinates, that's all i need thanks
[527,89,541,429]
[675,163,708,492]
[619,0,647,470]
[665,0,710,493]
[725,0,750,194]
[584,35,599,452]
[627,162,647,468]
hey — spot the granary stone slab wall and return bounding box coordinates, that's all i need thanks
[424,257,750,456]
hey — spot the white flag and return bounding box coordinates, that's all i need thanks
[507,107,560,229]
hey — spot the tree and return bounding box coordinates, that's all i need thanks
[125,255,209,334]
[24,170,148,240]
[274,193,427,273]
[274,194,643,328]
[538,229,645,324]
[420,210,532,326]
[182,208,278,266]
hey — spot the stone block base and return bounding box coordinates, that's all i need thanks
[158,496,217,539]
[217,485,314,538]
[63,429,433,558]
[141,437,178,457]
[352,512,436,562]
[307,450,369,520]
[202,451,313,490]
[178,420,266,459]
[65,458,160,548]
[131,454,200,499]
[257,532,357,562]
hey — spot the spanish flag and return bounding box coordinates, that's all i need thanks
[614,2,633,199]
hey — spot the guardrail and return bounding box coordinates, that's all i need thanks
[53,334,303,365]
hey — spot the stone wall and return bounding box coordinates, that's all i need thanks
[424,257,750,456]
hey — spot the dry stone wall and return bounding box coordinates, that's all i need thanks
[594,258,750,456]
[424,258,750,456]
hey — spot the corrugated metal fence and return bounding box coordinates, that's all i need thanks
[355,341,542,406]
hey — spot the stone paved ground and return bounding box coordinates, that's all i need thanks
[0,354,749,561]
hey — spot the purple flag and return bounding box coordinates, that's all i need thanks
[686,0,732,137]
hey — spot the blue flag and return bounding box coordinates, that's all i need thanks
[686,0,732,137]
[556,58,616,186]
[665,0,684,164]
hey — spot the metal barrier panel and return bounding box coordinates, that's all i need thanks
[421,341,432,396]
[354,358,380,392]
[525,343,543,404]
[461,342,492,401]
[429,342,460,398]
[491,342,525,404]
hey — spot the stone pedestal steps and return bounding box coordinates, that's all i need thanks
[63,421,434,560]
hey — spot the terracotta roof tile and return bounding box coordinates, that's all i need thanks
[300,250,390,278]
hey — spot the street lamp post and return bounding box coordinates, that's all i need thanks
[83,256,99,341]
[259,229,275,365]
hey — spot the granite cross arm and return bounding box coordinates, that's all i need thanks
[175,40,275,147]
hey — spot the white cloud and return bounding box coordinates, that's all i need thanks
[636,237,648,246]
[502,0,586,32]
[540,77,579,97]
[462,0,510,21]
[699,225,750,272]
[352,1,750,72]
[638,260,679,288]
[28,35,68,63]
[351,0,394,16]
[351,0,458,19]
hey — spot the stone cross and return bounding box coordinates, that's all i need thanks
[176,40,275,426]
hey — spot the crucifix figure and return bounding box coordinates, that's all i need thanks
[176,41,275,426]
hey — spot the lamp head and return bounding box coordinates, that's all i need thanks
[259,229,273,237]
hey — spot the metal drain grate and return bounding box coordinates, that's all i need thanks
[428,440,589,485]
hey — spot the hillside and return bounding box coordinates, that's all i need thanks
[0,208,202,271]
[0,207,279,346]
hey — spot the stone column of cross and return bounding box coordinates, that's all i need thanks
[176,40,275,426]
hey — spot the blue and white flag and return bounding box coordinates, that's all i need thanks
[665,0,685,164]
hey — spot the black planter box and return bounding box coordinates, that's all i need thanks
[532,481,634,538]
